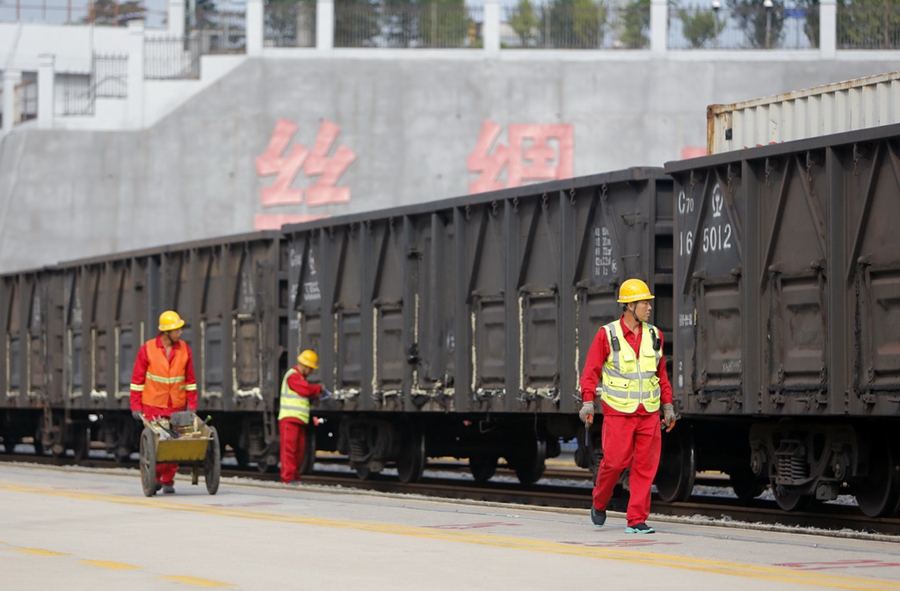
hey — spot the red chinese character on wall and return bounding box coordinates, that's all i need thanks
[254,118,356,229]
[467,121,574,194]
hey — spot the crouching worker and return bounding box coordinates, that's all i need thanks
[279,350,323,484]
[130,310,198,494]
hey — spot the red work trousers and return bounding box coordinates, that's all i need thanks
[592,412,661,526]
[143,405,183,486]
[279,418,307,484]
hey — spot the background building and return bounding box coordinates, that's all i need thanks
[1,0,898,271]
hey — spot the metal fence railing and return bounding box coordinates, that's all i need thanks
[500,2,649,49]
[667,4,813,50]
[837,4,900,49]
[264,1,316,47]
[192,8,247,53]
[56,54,128,116]
[144,36,201,80]
[15,79,39,123]
[334,3,484,48]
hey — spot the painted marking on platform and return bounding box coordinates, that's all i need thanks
[425,522,522,530]
[208,501,280,508]
[563,539,680,548]
[776,560,900,571]
[3,482,899,591]
[13,547,69,556]
[79,559,141,570]
[158,575,236,587]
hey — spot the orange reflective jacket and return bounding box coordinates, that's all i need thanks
[141,339,195,408]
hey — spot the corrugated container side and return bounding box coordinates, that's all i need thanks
[707,71,900,154]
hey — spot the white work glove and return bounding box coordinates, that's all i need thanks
[578,401,594,424]
[320,388,333,401]
[132,410,143,421]
[662,403,676,432]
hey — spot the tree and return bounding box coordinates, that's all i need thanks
[418,0,468,47]
[619,0,650,48]
[84,0,146,26]
[837,0,900,49]
[509,0,541,46]
[677,4,725,48]
[265,0,317,47]
[794,0,819,48]
[726,0,785,48]
[334,0,381,47]
[546,0,608,49]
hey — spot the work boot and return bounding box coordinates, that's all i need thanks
[162,485,176,494]
[590,506,606,528]
[154,482,163,493]
[624,522,655,534]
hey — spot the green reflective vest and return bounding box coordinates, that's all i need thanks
[278,367,311,424]
[599,321,662,414]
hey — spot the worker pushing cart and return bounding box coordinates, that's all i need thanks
[129,310,199,494]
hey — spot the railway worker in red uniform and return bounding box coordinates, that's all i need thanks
[279,350,323,484]
[579,279,676,534]
[129,310,198,494]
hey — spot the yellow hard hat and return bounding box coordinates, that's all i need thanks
[158,310,185,331]
[617,279,654,303]
[297,349,319,370]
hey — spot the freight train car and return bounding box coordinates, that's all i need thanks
[283,167,674,483]
[662,122,900,517]
[0,232,292,471]
[0,169,675,487]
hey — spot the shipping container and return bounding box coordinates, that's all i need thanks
[665,123,900,516]
[707,71,900,155]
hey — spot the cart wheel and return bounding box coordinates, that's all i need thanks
[205,426,221,495]
[139,429,157,497]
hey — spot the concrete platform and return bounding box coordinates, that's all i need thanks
[1,463,898,590]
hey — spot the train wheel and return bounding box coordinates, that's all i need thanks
[139,429,157,497]
[773,486,813,511]
[233,447,251,469]
[396,423,425,484]
[729,467,766,501]
[655,425,696,502]
[854,436,900,518]
[256,454,279,474]
[299,426,317,475]
[469,455,498,483]
[353,464,372,480]
[205,426,221,495]
[514,440,547,485]
[72,425,90,463]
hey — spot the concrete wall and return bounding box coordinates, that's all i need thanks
[0,55,896,272]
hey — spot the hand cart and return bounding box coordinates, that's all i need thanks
[138,411,221,497]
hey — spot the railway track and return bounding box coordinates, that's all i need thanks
[3,450,898,538]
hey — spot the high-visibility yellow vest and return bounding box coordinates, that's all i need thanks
[278,367,311,424]
[599,321,662,413]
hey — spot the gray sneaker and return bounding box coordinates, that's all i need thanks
[162,485,176,494]
[590,506,606,528]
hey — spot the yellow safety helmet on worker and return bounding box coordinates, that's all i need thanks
[617,279,654,304]
[158,310,185,331]
[297,349,319,370]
